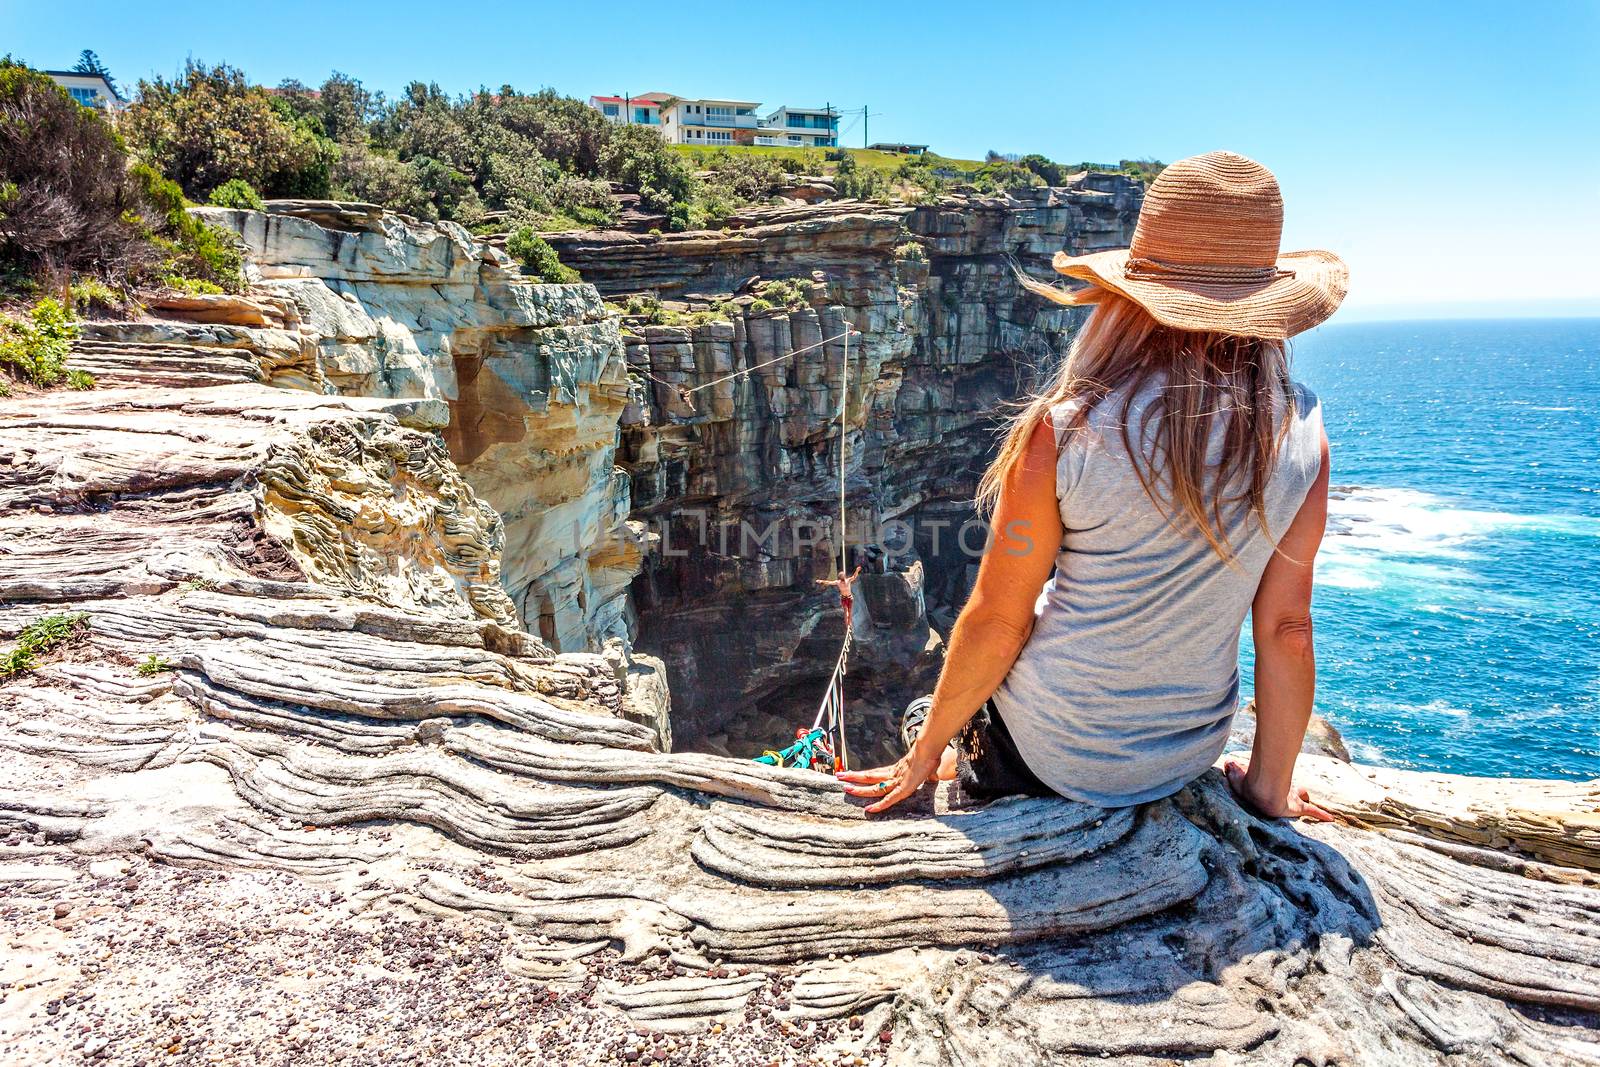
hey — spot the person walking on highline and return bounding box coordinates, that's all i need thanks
[817,565,863,618]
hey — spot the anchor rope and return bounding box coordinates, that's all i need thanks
[688,316,855,773]
[632,327,857,399]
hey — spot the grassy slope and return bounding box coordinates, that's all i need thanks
[669,144,987,174]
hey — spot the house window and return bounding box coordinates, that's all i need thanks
[69,87,100,105]
[634,107,653,124]
[707,106,731,116]
[602,104,619,117]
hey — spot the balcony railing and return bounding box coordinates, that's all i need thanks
[696,113,759,128]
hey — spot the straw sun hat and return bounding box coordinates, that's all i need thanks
[1048,151,1348,339]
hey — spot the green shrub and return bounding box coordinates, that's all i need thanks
[747,298,776,314]
[66,369,95,390]
[505,226,579,283]
[664,201,702,233]
[121,61,333,200]
[0,611,89,679]
[621,294,683,325]
[1119,158,1166,183]
[1017,153,1066,186]
[68,276,128,316]
[599,124,694,214]
[0,62,159,285]
[207,178,264,210]
[158,275,224,296]
[684,308,734,327]
[0,297,78,388]
[971,160,1046,194]
[136,654,174,676]
[623,294,661,321]
[755,278,815,309]
[703,153,786,202]
[894,241,928,263]
[832,154,889,200]
[132,165,244,293]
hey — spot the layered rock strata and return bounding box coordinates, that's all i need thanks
[547,179,1145,755]
[3,379,1599,1065]
[169,203,640,655]
[67,187,1145,759]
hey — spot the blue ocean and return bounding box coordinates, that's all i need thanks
[1241,318,1600,780]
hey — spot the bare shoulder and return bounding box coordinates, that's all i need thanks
[1018,415,1060,478]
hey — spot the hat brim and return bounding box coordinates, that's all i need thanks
[1049,247,1349,340]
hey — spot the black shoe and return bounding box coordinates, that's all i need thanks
[900,696,932,754]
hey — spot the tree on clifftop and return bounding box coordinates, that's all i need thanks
[0,60,243,295]
[0,61,153,285]
[121,62,333,199]
[72,50,117,97]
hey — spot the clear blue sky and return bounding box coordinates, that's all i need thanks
[5,0,1597,318]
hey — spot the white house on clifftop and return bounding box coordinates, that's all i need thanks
[588,93,838,148]
[44,70,124,110]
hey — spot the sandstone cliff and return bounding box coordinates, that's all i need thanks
[547,178,1145,757]
[185,201,639,658]
[1,197,1597,1066]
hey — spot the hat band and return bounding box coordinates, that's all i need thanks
[1123,256,1294,285]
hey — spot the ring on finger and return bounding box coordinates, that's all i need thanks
[877,780,894,791]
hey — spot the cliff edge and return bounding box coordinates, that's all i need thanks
[1,202,1597,1067]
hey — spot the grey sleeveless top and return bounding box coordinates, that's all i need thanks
[990,378,1325,808]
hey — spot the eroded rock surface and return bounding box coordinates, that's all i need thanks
[4,350,1599,1064]
[546,179,1148,757]
[170,204,639,655]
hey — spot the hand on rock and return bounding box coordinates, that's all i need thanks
[1224,759,1335,822]
[837,747,942,814]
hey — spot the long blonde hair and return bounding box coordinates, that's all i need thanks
[977,286,1295,560]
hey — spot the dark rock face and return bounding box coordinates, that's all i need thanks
[548,179,1144,758]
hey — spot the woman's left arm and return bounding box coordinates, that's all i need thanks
[839,417,1065,812]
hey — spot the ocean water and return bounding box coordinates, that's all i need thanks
[1240,318,1600,780]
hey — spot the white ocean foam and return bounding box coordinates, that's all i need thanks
[1325,486,1600,557]
[1318,485,1600,598]
[1378,698,1472,719]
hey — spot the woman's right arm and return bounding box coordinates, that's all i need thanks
[1227,428,1335,821]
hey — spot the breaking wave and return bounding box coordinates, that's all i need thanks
[1318,485,1600,594]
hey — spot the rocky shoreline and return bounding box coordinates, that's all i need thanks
[2,198,1598,1065]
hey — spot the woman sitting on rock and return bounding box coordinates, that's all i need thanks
[840,151,1344,819]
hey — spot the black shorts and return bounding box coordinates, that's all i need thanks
[907,696,1057,801]
[957,699,1057,800]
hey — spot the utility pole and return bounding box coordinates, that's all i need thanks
[863,105,868,149]
[623,92,631,124]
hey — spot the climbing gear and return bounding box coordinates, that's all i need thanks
[636,314,862,775]
[753,727,837,773]
[741,322,859,775]
[900,696,932,754]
